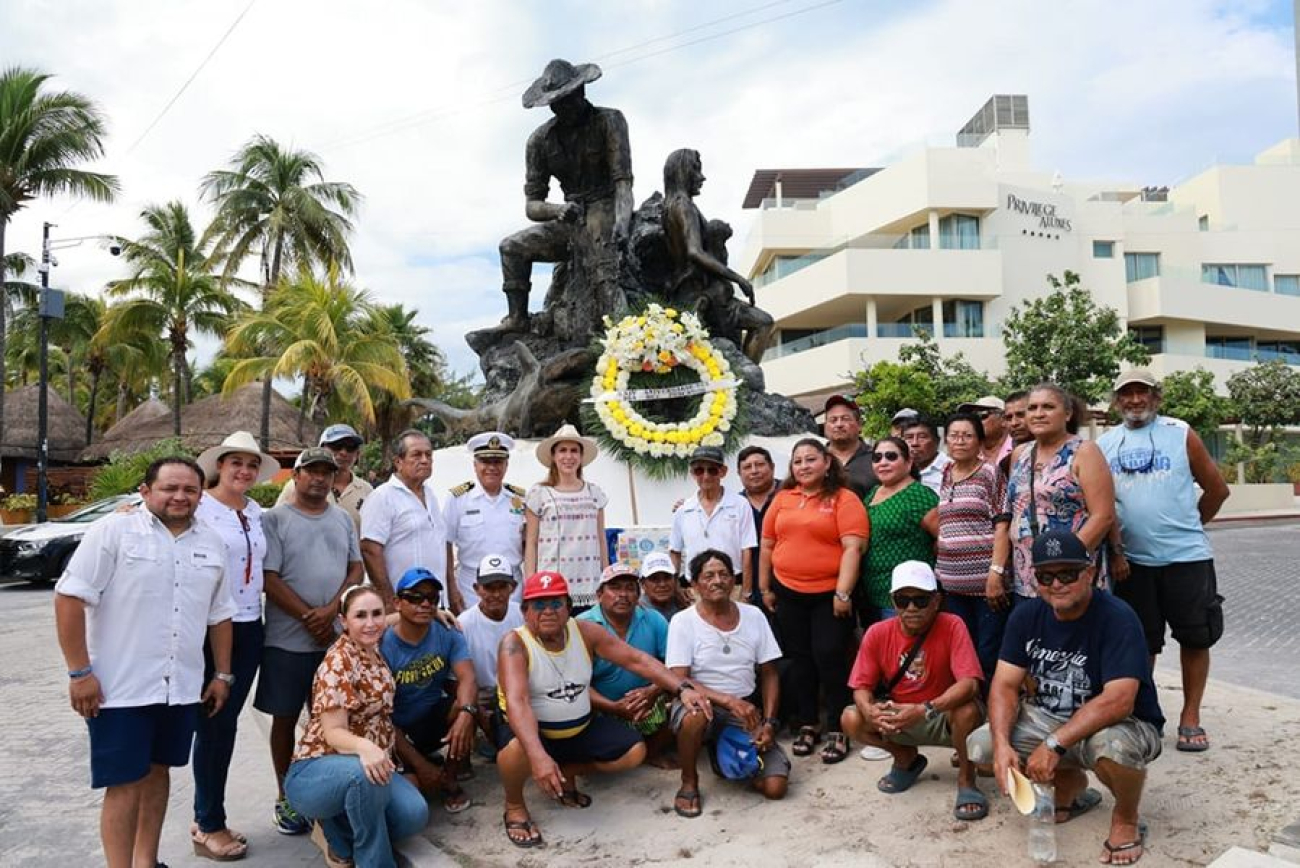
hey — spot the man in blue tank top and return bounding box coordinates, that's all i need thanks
[1097,369,1230,754]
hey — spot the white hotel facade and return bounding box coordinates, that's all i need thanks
[740,95,1300,403]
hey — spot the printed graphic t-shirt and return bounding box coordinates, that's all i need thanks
[380,623,470,730]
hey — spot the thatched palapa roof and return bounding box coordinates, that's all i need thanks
[0,385,92,462]
[79,383,319,462]
[78,398,171,461]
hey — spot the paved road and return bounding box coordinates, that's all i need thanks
[0,520,1294,865]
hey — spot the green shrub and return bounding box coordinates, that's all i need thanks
[246,482,284,509]
[87,438,194,501]
[2,493,38,511]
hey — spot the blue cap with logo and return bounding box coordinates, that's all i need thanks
[320,423,363,448]
[395,566,443,594]
[1031,530,1091,567]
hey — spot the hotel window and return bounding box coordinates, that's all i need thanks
[1093,241,1114,258]
[1205,335,1252,361]
[1124,252,1160,282]
[938,213,980,250]
[1198,215,1209,231]
[1202,263,1267,291]
[942,300,984,338]
[892,223,931,250]
[1275,275,1300,296]
[1128,326,1165,353]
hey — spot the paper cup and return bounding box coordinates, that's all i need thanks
[1006,766,1036,815]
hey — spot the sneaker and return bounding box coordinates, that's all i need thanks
[273,797,310,835]
[859,745,891,761]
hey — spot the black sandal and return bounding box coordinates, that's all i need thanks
[558,788,593,809]
[821,731,850,764]
[792,725,820,757]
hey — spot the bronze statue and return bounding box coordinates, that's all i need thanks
[662,148,774,362]
[497,59,633,330]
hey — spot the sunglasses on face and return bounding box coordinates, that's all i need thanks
[891,592,935,610]
[1035,569,1085,587]
[691,464,722,477]
[528,598,565,612]
[871,451,902,463]
[398,591,439,605]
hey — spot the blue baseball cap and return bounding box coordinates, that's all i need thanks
[1031,530,1091,567]
[395,567,443,594]
[320,423,363,448]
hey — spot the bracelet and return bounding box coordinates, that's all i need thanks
[68,665,93,679]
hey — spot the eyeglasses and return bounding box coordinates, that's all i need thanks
[1035,569,1086,587]
[891,592,935,610]
[476,457,506,466]
[527,598,565,611]
[1116,429,1156,475]
[691,464,722,477]
[973,410,1001,420]
[946,431,977,441]
[398,590,439,605]
[326,442,360,453]
[871,451,902,463]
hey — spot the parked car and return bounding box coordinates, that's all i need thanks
[0,494,141,584]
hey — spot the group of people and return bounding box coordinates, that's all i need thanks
[53,366,1229,867]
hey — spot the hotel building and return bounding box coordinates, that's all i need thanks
[740,95,1300,403]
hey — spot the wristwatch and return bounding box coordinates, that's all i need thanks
[214,672,236,686]
[458,704,480,717]
[923,701,940,721]
[1044,734,1067,756]
[833,591,851,603]
[989,564,1006,576]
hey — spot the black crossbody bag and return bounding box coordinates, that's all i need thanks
[873,626,931,702]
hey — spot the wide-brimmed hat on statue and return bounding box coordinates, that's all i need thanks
[522,59,602,109]
[535,423,599,468]
[196,431,279,485]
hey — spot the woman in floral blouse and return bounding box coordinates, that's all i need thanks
[284,585,428,868]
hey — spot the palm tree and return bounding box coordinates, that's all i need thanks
[223,267,409,440]
[0,66,119,444]
[103,202,247,435]
[200,134,361,448]
[364,303,451,447]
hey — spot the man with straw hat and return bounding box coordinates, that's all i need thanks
[497,58,633,330]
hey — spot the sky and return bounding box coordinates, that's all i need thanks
[2,0,1297,382]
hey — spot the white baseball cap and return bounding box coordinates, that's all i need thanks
[890,560,938,594]
[639,551,676,579]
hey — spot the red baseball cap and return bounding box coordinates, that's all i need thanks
[522,570,570,601]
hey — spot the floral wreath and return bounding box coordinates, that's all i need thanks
[586,303,745,474]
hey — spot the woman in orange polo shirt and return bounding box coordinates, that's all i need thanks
[759,438,870,763]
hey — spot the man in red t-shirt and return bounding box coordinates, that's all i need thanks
[840,561,988,821]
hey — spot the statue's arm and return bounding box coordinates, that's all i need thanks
[605,111,634,239]
[669,198,754,299]
[523,126,576,224]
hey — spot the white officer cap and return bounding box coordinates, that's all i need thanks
[468,431,513,459]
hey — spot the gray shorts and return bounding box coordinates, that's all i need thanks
[670,700,791,779]
[253,647,326,718]
[1003,703,1162,771]
[887,705,986,748]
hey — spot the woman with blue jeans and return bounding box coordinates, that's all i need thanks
[935,413,1011,688]
[191,432,277,860]
[285,585,428,867]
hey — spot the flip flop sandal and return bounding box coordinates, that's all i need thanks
[558,789,593,809]
[1102,821,1148,865]
[1056,787,1102,823]
[791,726,820,757]
[503,813,543,848]
[877,753,928,794]
[191,829,249,861]
[673,788,702,818]
[442,785,471,814]
[1176,725,1210,752]
[820,731,850,764]
[953,786,989,821]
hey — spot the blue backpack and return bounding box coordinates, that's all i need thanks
[713,723,762,780]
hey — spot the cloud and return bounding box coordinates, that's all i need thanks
[2,0,1294,392]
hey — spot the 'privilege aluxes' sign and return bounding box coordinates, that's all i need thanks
[1005,192,1073,232]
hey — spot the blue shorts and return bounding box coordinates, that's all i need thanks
[254,647,326,718]
[497,713,641,765]
[87,703,199,789]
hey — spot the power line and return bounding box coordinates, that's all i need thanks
[124,0,258,154]
[322,0,843,152]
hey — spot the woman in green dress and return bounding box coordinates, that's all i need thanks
[860,436,939,623]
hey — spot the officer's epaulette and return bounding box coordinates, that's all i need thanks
[504,483,526,497]
[450,481,476,496]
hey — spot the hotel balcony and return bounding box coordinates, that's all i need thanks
[1126,267,1300,331]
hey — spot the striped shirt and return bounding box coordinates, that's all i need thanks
[936,462,1008,596]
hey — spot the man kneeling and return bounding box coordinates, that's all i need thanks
[983,530,1163,866]
[667,549,789,817]
[496,570,710,848]
[841,561,987,820]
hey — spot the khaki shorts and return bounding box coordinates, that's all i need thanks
[978,702,1162,771]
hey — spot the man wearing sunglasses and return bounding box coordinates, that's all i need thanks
[276,423,372,532]
[670,445,757,600]
[496,570,711,848]
[1096,368,1229,755]
[985,529,1163,865]
[381,567,478,813]
[841,561,986,820]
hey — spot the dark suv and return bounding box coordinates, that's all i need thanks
[0,495,139,583]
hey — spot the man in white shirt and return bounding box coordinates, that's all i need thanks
[444,431,527,612]
[902,417,951,494]
[360,429,447,606]
[457,554,524,755]
[670,445,757,599]
[55,457,236,868]
[666,548,789,818]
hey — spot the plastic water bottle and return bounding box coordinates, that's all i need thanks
[1028,782,1058,864]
